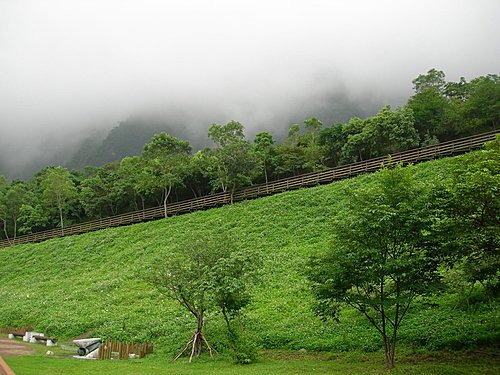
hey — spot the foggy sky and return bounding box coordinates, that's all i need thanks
[1,0,499,179]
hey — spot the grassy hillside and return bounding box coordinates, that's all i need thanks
[0,153,497,355]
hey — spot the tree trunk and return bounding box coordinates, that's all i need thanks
[2,219,10,243]
[264,161,269,185]
[163,186,172,218]
[382,334,395,369]
[59,206,64,235]
[13,218,17,240]
[175,312,216,362]
[193,314,204,357]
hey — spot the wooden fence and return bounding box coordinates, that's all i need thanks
[97,339,153,360]
[0,130,498,249]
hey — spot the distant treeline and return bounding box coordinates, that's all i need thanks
[1,69,498,240]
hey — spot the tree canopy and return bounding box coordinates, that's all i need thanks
[0,69,498,240]
[307,165,445,369]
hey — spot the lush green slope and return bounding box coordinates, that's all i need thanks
[0,153,497,354]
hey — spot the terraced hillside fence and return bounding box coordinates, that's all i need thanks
[0,130,498,249]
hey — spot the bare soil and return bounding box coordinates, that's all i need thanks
[0,339,34,356]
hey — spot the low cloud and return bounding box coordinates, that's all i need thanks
[0,0,498,178]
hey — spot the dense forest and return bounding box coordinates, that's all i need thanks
[1,69,498,241]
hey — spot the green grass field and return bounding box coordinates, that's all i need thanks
[4,343,499,375]
[0,152,498,371]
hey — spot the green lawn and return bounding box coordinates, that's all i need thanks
[5,347,500,375]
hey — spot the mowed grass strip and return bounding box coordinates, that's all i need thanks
[4,349,499,375]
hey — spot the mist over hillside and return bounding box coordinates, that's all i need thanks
[65,90,383,172]
[1,0,498,179]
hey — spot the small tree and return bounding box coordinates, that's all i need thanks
[307,165,444,369]
[149,234,258,362]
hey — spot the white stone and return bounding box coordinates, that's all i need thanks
[46,351,54,355]
[8,334,15,339]
[86,349,99,359]
[129,353,138,359]
[29,337,37,343]
[24,332,43,343]
[47,340,57,347]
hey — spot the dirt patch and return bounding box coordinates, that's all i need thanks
[0,339,34,356]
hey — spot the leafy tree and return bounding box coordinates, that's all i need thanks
[40,166,77,232]
[412,68,446,94]
[253,132,277,184]
[407,88,449,141]
[274,124,306,177]
[0,177,9,240]
[303,117,322,144]
[341,106,419,163]
[307,165,444,369]
[148,234,259,362]
[17,202,50,235]
[80,163,124,218]
[463,74,500,131]
[274,145,305,177]
[208,121,245,147]
[184,151,212,198]
[207,121,257,202]
[142,133,191,217]
[438,136,500,294]
[318,123,347,167]
[299,118,326,171]
[0,182,29,240]
[118,156,151,211]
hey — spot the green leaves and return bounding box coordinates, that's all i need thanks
[148,232,260,323]
[206,122,258,196]
[437,140,500,291]
[307,165,446,367]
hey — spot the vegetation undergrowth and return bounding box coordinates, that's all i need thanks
[0,152,498,359]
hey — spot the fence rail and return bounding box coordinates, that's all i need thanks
[0,130,498,249]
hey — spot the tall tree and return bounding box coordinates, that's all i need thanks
[341,106,419,163]
[142,133,191,217]
[40,166,77,232]
[275,124,306,177]
[0,183,29,240]
[207,121,257,202]
[464,74,500,131]
[253,132,277,184]
[318,123,346,167]
[412,68,446,94]
[80,163,124,219]
[438,136,500,293]
[118,156,151,211]
[307,165,444,369]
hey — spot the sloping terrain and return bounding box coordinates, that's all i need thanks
[0,153,497,354]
